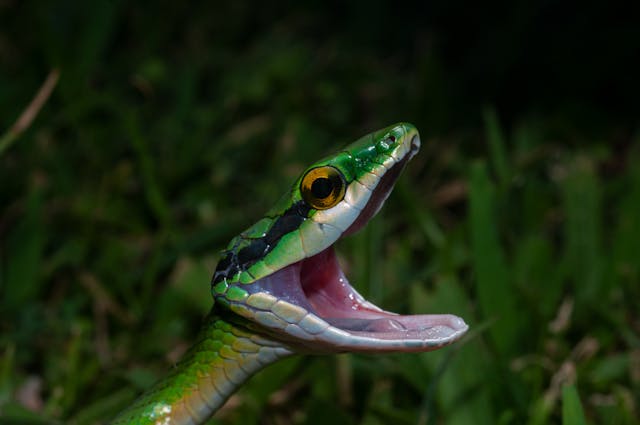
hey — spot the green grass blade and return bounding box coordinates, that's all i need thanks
[612,155,640,288]
[562,385,587,425]
[561,157,603,306]
[1,189,44,311]
[124,111,172,231]
[411,275,495,425]
[483,107,510,187]
[468,160,519,354]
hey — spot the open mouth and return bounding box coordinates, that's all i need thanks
[239,240,467,353]
[235,134,468,353]
[300,247,467,343]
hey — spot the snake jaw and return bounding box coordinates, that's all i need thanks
[214,122,468,353]
[236,246,467,353]
[231,127,467,352]
[299,248,468,352]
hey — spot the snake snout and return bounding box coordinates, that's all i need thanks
[410,134,420,153]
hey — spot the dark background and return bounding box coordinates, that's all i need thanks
[1,1,639,424]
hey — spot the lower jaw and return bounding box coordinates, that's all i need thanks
[269,247,469,349]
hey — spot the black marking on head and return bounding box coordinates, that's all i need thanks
[212,272,225,284]
[237,239,269,265]
[264,200,310,245]
[216,253,232,272]
[211,200,311,285]
[212,251,240,284]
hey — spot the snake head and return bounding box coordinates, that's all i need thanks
[211,123,468,353]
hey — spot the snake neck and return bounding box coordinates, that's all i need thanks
[110,310,293,425]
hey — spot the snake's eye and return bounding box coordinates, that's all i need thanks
[300,166,346,210]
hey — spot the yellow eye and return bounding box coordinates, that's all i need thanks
[300,166,346,210]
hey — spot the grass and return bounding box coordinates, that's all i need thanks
[1,2,639,424]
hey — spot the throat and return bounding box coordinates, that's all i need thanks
[110,312,292,425]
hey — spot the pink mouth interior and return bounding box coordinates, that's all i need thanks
[298,247,467,340]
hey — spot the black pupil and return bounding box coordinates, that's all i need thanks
[311,177,333,198]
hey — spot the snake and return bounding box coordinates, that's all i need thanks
[111,123,468,425]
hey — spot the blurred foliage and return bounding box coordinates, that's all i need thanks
[1,1,639,424]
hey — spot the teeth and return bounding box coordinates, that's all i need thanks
[346,285,385,312]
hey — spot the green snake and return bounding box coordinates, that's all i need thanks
[111,123,468,425]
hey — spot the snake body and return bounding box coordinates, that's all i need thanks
[111,123,468,424]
